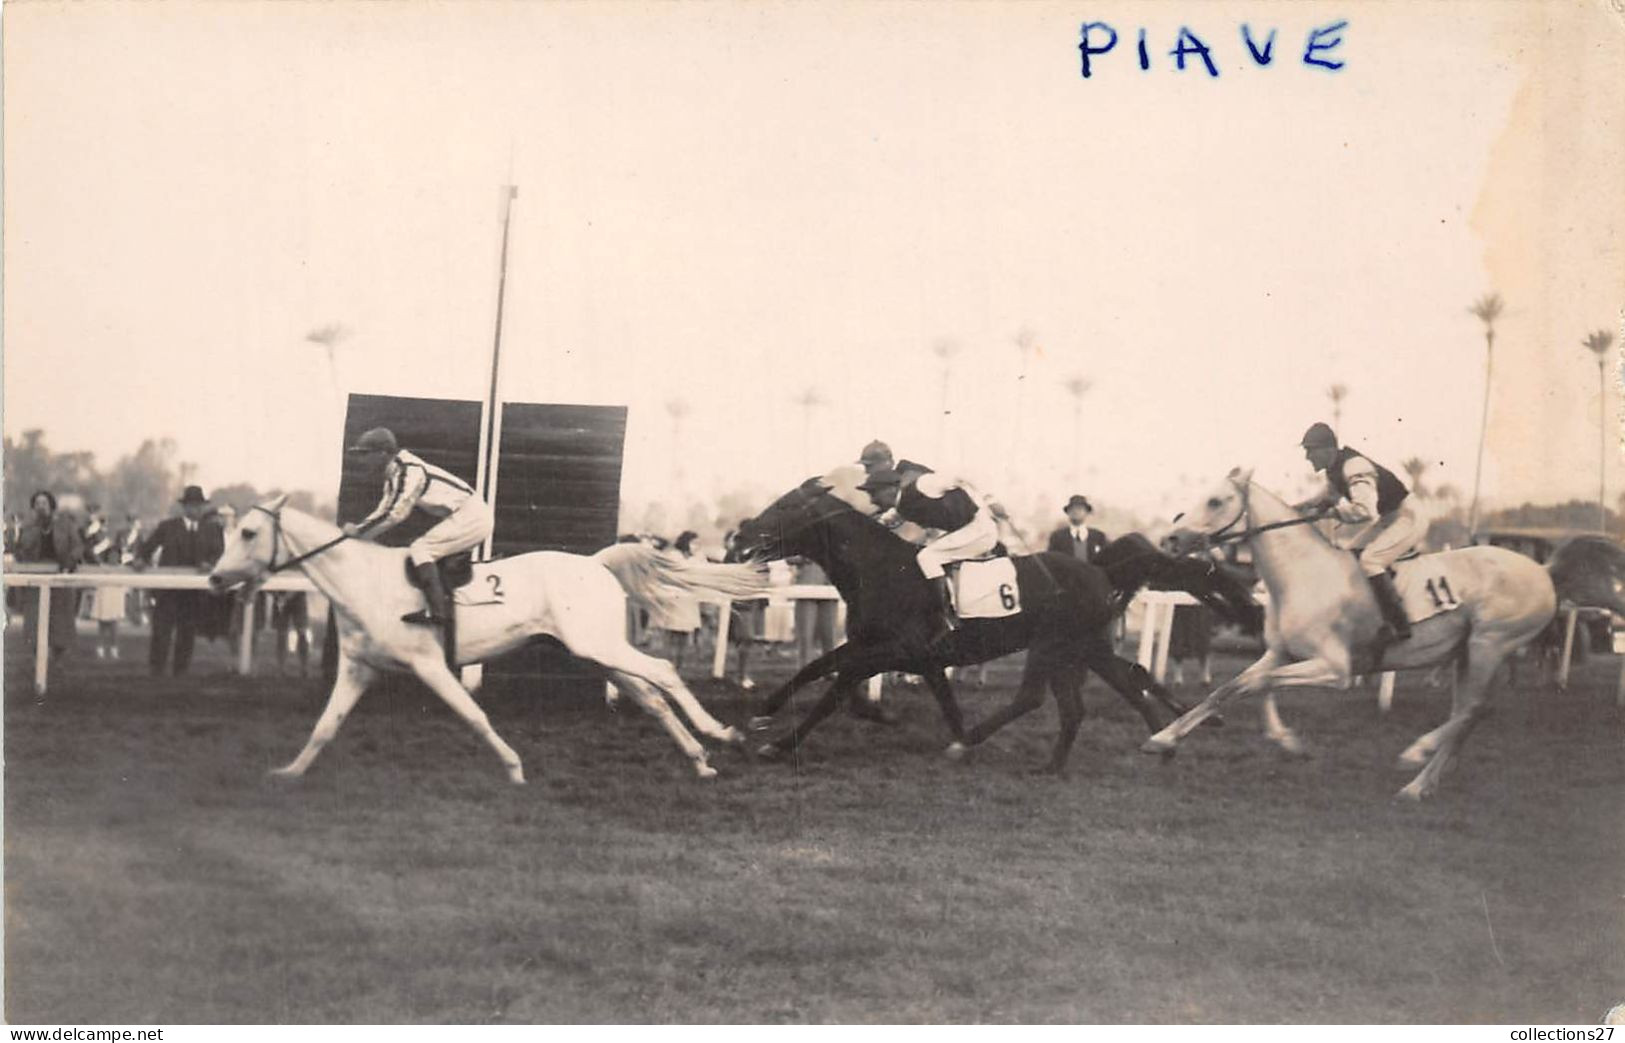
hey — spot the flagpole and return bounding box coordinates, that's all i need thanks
[476,184,519,559]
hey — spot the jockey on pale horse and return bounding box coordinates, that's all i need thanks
[342,426,494,667]
[856,460,1003,647]
[1293,422,1425,656]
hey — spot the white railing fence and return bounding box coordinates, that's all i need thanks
[6,564,1617,706]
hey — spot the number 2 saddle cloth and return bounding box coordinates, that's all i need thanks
[1391,552,1472,627]
[948,557,1022,620]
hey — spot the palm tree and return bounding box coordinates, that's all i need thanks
[305,323,351,393]
[790,387,827,475]
[1010,327,1039,498]
[664,398,690,502]
[1326,383,1348,431]
[1061,374,1092,483]
[1583,329,1616,532]
[930,338,960,461]
[1401,456,1430,498]
[1467,293,1504,535]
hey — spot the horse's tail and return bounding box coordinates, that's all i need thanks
[1546,535,1625,616]
[593,543,770,614]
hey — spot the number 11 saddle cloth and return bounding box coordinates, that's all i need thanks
[1392,553,1473,626]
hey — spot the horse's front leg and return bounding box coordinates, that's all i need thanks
[920,667,966,742]
[411,657,526,784]
[948,653,1050,758]
[272,653,377,778]
[1141,648,1284,753]
[750,641,866,729]
[1145,652,1347,756]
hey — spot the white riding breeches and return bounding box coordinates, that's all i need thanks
[916,511,1000,579]
[407,498,495,567]
[1335,499,1426,577]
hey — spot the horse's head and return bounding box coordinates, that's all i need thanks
[730,478,848,563]
[1164,467,1252,556]
[208,494,288,592]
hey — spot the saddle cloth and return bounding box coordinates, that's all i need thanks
[402,552,504,606]
[1392,553,1471,626]
[949,557,1021,620]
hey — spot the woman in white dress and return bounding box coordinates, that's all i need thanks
[84,505,128,659]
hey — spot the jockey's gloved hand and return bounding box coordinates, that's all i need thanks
[341,523,362,538]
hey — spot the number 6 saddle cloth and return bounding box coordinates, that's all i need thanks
[948,557,1022,619]
[1391,552,1472,626]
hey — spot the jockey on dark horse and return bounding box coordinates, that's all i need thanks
[857,466,1000,646]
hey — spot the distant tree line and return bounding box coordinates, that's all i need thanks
[3,429,330,526]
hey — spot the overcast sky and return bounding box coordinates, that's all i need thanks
[5,1,1622,523]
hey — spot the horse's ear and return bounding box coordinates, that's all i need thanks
[1227,467,1253,486]
[264,493,289,511]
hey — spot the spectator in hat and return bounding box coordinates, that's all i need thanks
[132,485,225,677]
[1047,494,1107,563]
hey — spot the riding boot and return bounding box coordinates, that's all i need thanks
[402,562,457,669]
[1367,570,1412,642]
[926,574,959,647]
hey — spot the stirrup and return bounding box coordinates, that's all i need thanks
[401,609,445,626]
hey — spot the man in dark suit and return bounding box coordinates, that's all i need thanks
[133,486,225,676]
[1047,494,1108,562]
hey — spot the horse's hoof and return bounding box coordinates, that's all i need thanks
[508,771,527,785]
[695,763,719,780]
[1274,733,1311,759]
[721,727,747,746]
[755,743,785,761]
[1395,782,1429,803]
[1140,736,1176,758]
[944,741,969,761]
[267,766,302,781]
[1396,749,1429,768]
[747,715,774,732]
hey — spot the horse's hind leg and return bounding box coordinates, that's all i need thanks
[1260,691,1308,757]
[561,622,740,745]
[1398,645,1502,801]
[921,668,967,742]
[1043,666,1086,775]
[608,669,718,779]
[411,659,526,784]
[616,648,740,745]
[272,654,377,778]
[1090,654,1182,734]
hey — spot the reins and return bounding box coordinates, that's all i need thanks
[253,504,351,574]
[1201,481,1330,547]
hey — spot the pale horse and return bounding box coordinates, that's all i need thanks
[208,497,768,783]
[1147,468,1582,801]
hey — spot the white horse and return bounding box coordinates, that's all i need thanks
[1150,468,1568,801]
[208,497,768,783]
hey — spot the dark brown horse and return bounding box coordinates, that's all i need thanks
[731,476,1254,773]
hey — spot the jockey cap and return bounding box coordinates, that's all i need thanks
[859,440,893,467]
[1299,422,1338,449]
[348,427,399,455]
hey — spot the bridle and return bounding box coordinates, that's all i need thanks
[250,504,351,574]
[1184,479,1329,551]
[746,485,871,556]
